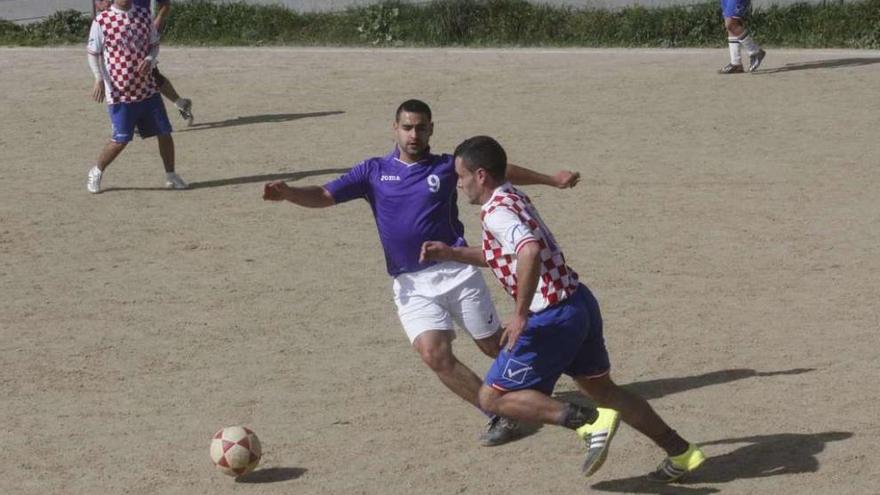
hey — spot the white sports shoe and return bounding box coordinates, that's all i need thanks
[86,166,103,194]
[165,172,189,190]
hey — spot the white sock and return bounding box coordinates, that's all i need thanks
[728,38,742,65]
[174,98,187,109]
[739,33,760,56]
[91,165,102,175]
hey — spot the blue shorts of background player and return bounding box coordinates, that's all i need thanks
[485,284,610,394]
[108,94,173,143]
[722,0,750,19]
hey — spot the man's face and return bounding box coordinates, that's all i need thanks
[95,0,112,11]
[393,111,433,158]
[455,157,484,205]
[114,0,131,9]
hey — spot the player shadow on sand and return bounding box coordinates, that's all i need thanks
[176,111,345,132]
[588,431,853,494]
[554,368,814,405]
[100,168,351,192]
[187,168,352,189]
[235,466,307,484]
[758,57,880,74]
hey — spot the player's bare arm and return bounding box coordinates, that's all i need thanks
[262,181,336,208]
[419,241,487,267]
[507,163,580,189]
[500,240,541,350]
[154,1,171,31]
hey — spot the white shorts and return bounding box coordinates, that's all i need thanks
[392,261,501,343]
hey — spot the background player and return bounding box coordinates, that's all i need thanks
[719,0,766,73]
[97,0,194,124]
[421,135,707,482]
[262,99,580,446]
[87,0,188,193]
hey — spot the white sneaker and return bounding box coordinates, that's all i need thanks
[165,172,189,190]
[86,166,103,194]
[176,98,194,126]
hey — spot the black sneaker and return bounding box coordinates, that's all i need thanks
[749,49,766,72]
[718,63,745,74]
[479,416,522,446]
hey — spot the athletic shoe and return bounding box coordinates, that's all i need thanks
[165,172,189,190]
[479,416,522,447]
[749,49,767,72]
[576,407,620,477]
[86,166,103,194]
[647,443,707,483]
[177,98,194,126]
[718,63,745,74]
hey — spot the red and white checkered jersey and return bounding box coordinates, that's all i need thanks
[87,5,159,104]
[480,183,579,313]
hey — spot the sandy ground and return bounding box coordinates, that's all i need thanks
[1,46,879,495]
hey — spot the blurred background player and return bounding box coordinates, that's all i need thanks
[97,0,194,124]
[87,0,188,193]
[719,0,766,73]
[263,99,580,447]
[422,135,706,482]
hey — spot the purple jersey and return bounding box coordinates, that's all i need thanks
[324,147,466,277]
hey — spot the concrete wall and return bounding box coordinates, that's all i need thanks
[0,0,849,23]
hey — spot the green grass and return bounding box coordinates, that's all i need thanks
[2,0,878,48]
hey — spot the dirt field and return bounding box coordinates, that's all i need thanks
[1,46,878,495]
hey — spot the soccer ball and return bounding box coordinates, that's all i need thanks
[209,426,262,477]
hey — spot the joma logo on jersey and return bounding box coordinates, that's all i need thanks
[380,175,401,181]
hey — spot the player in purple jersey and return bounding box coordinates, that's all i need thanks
[263,100,580,446]
[718,0,766,73]
[421,135,706,481]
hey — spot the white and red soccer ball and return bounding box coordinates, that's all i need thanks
[210,426,262,477]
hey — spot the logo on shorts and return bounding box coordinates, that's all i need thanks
[502,359,532,384]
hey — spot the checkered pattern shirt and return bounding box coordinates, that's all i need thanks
[87,6,159,104]
[480,183,579,313]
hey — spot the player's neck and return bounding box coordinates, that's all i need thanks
[397,148,427,165]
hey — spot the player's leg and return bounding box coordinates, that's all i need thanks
[87,102,134,193]
[720,0,765,73]
[153,67,194,125]
[570,286,705,482]
[137,94,188,189]
[412,330,483,408]
[479,299,619,477]
[446,264,526,445]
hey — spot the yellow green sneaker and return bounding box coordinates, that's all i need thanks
[575,407,620,477]
[648,443,706,483]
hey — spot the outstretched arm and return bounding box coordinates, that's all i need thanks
[507,163,580,189]
[263,181,336,208]
[420,241,487,267]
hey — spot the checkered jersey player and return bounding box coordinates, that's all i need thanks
[95,0,194,124]
[86,0,187,193]
[420,136,706,481]
[719,0,766,73]
[263,99,580,446]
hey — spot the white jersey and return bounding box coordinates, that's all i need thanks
[480,183,579,313]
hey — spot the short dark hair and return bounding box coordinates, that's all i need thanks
[395,99,432,122]
[454,136,507,181]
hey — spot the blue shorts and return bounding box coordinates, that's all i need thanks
[722,0,750,19]
[484,284,610,395]
[108,93,172,143]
